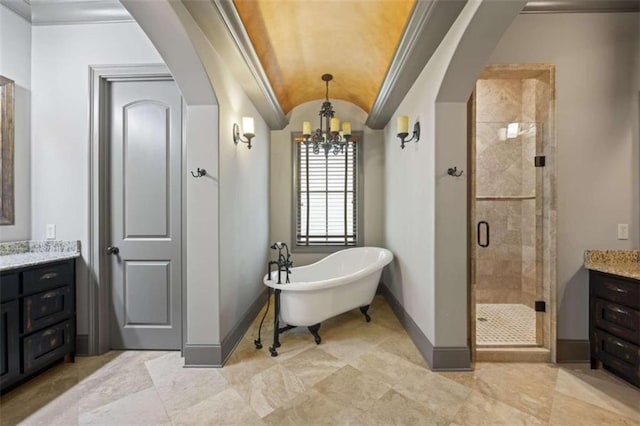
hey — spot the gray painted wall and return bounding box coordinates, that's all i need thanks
[0,5,31,242]
[383,2,483,346]
[122,0,223,350]
[218,86,270,340]
[30,21,165,337]
[270,99,385,266]
[488,12,640,340]
[108,0,272,347]
[383,0,527,350]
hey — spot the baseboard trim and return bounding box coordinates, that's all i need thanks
[379,284,471,371]
[557,339,590,363]
[220,288,269,365]
[433,346,472,370]
[184,288,268,368]
[183,344,222,367]
[76,334,89,356]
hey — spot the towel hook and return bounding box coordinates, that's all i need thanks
[190,168,207,178]
[447,167,464,177]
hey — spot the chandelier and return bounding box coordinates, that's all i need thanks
[301,74,355,156]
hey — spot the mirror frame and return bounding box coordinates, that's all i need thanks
[0,75,15,225]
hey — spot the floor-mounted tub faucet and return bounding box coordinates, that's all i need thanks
[256,242,294,351]
[269,241,293,284]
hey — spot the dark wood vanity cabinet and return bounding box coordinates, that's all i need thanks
[0,259,76,393]
[589,271,640,387]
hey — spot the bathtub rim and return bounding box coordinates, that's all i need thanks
[263,247,393,292]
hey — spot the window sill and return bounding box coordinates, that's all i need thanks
[292,245,359,254]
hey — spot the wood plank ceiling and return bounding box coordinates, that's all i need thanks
[233,0,416,114]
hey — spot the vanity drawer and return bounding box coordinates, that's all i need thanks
[594,298,640,344]
[23,320,74,374]
[592,274,639,309]
[22,262,73,296]
[23,285,73,334]
[593,328,639,387]
[0,274,18,302]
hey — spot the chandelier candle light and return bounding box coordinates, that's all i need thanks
[301,74,355,156]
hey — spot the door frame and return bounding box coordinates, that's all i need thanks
[88,64,187,355]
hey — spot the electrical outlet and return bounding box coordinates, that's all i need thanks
[618,224,629,240]
[46,224,56,240]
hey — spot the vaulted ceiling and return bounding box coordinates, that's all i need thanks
[233,0,415,114]
[4,0,638,127]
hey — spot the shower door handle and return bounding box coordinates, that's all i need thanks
[477,221,490,248]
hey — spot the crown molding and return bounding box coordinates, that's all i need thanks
[180,0,287,129]
[366,0,468,129]
[522,0,640,13]
[0,0,134,25]
[212,0,287,129]
[0,0,31,21]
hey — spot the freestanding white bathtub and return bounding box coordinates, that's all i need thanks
[263,247,393,328]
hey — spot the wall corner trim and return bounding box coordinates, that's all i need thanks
[556,339,590,363]
[379,284,471,371]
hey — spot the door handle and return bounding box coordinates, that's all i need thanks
[106,246,120,255]
[477,221,490,248]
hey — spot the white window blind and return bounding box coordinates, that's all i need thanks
[295,139,359,247]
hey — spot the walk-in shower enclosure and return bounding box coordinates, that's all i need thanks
[470,65,556,361]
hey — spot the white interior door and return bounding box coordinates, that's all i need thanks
[108,79,182,350]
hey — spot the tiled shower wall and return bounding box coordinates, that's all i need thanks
[475,77,547,307]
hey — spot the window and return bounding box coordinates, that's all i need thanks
[293,131,363,250]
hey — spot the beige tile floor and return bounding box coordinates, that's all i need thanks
[1,295,639,425]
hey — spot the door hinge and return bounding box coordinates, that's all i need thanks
[534,156,546,167]
[535,300,546,312]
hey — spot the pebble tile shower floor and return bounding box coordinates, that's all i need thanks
[476,303,537,346]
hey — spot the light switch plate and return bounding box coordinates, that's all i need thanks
[618,224,629,240]
[46,224,56,240]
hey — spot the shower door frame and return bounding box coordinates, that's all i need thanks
[468,64,557,363]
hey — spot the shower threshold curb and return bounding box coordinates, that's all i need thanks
[476,347,550,363]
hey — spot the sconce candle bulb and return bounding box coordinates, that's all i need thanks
[242,117,255,137]
[397,116,409,135]
[396,116,420,149]
[233,116,256,149]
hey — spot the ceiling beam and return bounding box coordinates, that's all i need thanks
[366,0,468,129]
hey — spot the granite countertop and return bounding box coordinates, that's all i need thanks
[0,240,80,271]
[584,250,640,280]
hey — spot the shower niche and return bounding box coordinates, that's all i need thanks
[470,65,555,361]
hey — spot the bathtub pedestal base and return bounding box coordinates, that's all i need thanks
[308,323,322,345]
[360,305,372,322]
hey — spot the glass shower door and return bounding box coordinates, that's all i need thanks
[473,121,543,347]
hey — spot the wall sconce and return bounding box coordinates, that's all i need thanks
[396,115,420,149]
[233,116,255,149]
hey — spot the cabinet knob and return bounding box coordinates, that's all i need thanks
[106,246,120,255]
